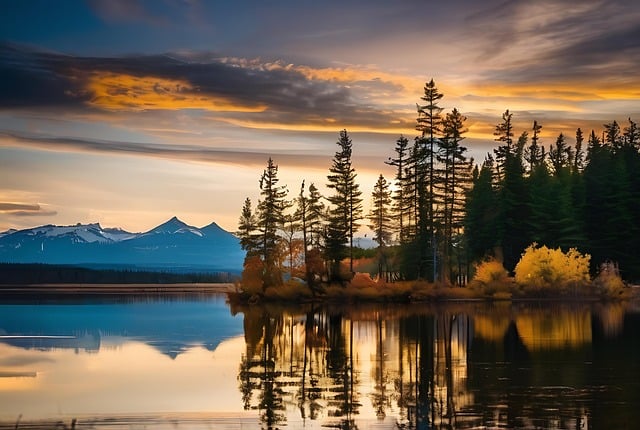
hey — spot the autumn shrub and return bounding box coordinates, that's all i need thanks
[594,261,627,299]
[514,244,590,293]
[241,255,264,295]
[469,258,512,296]
[263,279,313,301]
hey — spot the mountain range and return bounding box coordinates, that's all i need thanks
[0,216,244,273]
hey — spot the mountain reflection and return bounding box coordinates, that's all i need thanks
[0,296,243,358]
[231,302,633,429]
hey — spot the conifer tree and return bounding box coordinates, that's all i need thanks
[438,108,471,282]
[237,197,260,257]
[573,128,585,172]
[415,79,443,280]
[525,120,545,170]
[368,174,393,279]
[367,174,393,247]
[386,135,411,243]
[548,133,573,176]
[326,129,362,280]
[256,157,288,287]
[493,109,515,181]
[306,183,325,250]
[464,159,499,261]
[493,110,528,270]
[296,181,326,285]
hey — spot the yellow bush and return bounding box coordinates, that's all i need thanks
[514,244,590,290]
[473,259,509,284]
[594,262,626,298]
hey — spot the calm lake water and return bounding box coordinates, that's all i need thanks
[0,294,639,429]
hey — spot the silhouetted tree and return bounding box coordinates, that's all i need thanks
[257,157,289,287]
[386,135,412,243]
[464,159,499,261]
[438,108,472,282]
[237,197,260,257]
[326,130,363,281]
[525,120,545,170]
[368,174,393,248]
[415,79,444,281]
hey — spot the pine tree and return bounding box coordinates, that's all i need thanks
[604,120,622,149]
[256,157,288,287]
[438,108,471,282]
[573,128,585,172]
[306,183,325,250]
[415,79,443,281]
[548,133,573,176]
[493,109,515,181]
[386,135,411,243]
[525,120,545,170]
[584,130,634,273]
[367,174,393,247]
[296,181,326,285]
[623,118,640,148]
[464,159,499,261]
[326,129,363,280]
[493,110,529,270]
[237,197,260,257]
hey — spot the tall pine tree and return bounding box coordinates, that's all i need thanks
[326,130,363,281]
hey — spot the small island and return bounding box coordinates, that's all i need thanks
[232,80,640,305]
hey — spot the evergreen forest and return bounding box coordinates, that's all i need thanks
[237,80,640,290]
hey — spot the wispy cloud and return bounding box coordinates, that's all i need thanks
[465,0,640,87]
[0,202,57,216]
[0,130,332,169]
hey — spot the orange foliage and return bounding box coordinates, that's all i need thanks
[241,255,264,295]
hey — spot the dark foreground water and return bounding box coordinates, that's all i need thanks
[0,294,639,429]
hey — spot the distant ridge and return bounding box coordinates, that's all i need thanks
[0,217,243,273]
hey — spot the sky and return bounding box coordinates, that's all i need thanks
[1,0,639,233]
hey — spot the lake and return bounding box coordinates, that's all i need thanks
[0,294,639,429]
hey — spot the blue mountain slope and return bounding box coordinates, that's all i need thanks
[0,217,244,272]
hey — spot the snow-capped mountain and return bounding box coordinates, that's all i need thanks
[0,217,243,272]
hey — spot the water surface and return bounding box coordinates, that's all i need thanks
[1,295,639,429]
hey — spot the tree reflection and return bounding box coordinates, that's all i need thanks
[232,302,630,429]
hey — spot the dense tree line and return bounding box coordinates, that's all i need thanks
[237,79,640,288]
[0,263,235,284]
[467,116,640,280]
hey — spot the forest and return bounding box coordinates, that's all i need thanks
[237,79,640,292]
[0,263,235,285]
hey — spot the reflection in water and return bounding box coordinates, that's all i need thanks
[0,297,638,429]
[231,302,639,429]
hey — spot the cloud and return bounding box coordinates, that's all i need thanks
[0,43,415,134]
[0,202,57,216]
[0,130,331,169]
[465,0,640,86]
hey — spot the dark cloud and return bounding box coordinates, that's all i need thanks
[0,44,90,108]
[0,43,411,130]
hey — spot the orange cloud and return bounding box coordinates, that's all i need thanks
[86,72,267,113]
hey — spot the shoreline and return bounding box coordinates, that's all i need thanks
[0,283,237,295]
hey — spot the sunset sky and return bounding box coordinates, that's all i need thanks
[1,0,639,233]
